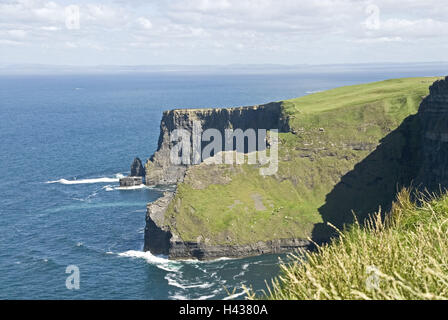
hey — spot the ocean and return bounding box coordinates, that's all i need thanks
[1,66,447,299]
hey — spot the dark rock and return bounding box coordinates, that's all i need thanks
[144,192,175,255]
[167,238,311,260]
[130,157,145,177]
[119,176,142,187]
[415,76,448,190]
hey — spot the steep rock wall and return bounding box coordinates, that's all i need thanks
[416,76,448,189]
[144,102,298,259]
[145,102,289,185]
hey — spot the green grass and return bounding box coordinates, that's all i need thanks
[248,189,448,300]
[163,77,441,245]
[166,164,320,244]
[283,77,434,116]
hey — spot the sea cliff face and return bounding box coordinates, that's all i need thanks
[143,102,303,259]
[143,77,444,260]
[416,77,448,189]
[144,102,289,186]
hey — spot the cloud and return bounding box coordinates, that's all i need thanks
[84,4,128,26]
[378,18,448,38]
[65,41,78,48]
[0,39,24,46]
[1,0,448,65]
[137,17,153,30]
[164,0,360,34]
[353,36,404,44]
[40,26,59,31]
[8,29,27,38]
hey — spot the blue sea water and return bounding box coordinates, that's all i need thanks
[0,67,447,299]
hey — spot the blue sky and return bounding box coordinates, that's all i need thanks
[1,0,448,66]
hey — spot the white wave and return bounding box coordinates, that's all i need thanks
[223,290,246,300]
[197,294,217,300]
[182,256,235,264]
[157,265,181,273]
[165,273,213,290]
[169,294,188,300]
[46,174,124,185]
[118,250,169,264]
[306,90,323,94]
[103,184,151,192]
[103,185,115,192]
[116,185,149,191]
[233,271,246,280]
[116,250,182,272]
[165,275,188,289]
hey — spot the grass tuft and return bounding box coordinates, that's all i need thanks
[248,188,448,300]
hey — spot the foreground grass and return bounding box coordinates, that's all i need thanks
[248,189,448,300]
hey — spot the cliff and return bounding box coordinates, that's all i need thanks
[416,77,448,189]
[144,102,289,185]
[143,76,443,260]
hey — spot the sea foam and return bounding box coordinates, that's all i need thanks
[116,250,182,272]
[46,174,124,185]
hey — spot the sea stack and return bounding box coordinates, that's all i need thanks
[119,157,144,187]
[130,157,145,177]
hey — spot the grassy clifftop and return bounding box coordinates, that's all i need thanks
[252,189,448,300]
[163,77,440,245]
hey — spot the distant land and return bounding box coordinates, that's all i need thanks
[2,62,448,75]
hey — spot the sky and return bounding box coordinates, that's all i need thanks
[1,0,448,66]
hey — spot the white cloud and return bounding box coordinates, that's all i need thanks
[379,18,448,38]
[40,26,59,31]
[354,36,404,44]
[84,4,127,26]
[32,1,62,21]
[1,0,448,65]
[65,41,78,48]
[0,39,24,46]
[8,29,27,38]
[137,17,153,30]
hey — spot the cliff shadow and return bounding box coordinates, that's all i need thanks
[312,114,422,242]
